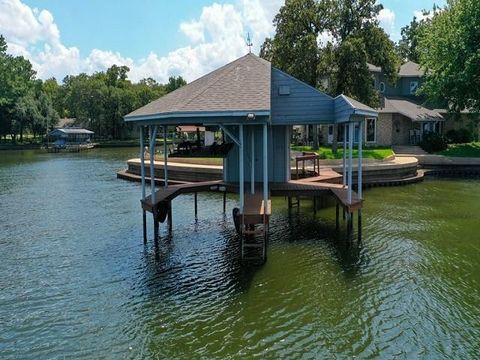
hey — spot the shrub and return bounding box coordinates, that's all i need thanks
[445,128,474,144]
[420,131,448,153]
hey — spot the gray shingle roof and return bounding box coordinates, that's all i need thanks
[49,128,94,135]
[125,53,271,120]
[340,94,377,114]
[379,97,444,121]
[399,61,424,77]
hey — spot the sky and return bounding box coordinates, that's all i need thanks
[0,0,446,83]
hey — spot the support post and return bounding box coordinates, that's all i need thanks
[168,202,172,233]
[223,191,227,213]
[343,123,347,188]
[154,219,159,241]
[348,122,354,204]
[239,124,244,213]
[140,126,147,243]
[335,202,340,231]
[194,192,198,219]
[358,120,363,200]
[163,126,168,188]
[263,123,268,212]
[358,209,362,242]
[251,126,255,194]
[149,126,158,204]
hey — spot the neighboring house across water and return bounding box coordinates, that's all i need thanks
[48,128,94,147]
[323,61,479,146]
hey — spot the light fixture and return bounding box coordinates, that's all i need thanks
[246,113,256,120]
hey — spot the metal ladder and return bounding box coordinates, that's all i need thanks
[240,213,268,261]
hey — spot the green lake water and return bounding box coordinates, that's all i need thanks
[0,148,479,359]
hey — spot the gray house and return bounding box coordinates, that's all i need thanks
[324,61,479,146]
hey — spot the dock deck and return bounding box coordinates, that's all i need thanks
[271,180,362,213]
[141,180,226,213]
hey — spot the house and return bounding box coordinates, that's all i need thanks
[324,61,479,146]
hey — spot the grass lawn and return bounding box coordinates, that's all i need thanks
[437,142,480,157]
[291,145,394,160]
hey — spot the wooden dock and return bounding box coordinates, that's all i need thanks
[138,167,362,260]
[141,180,227,213]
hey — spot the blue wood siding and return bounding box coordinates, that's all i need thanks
[375,73,423,97]
[334,97,354,123]
[271,68,335,125]
[224,124,289,183]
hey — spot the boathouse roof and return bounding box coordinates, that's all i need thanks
[125,53,377,124]
[49,128,94,135]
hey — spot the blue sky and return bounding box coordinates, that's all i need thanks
[1,0,445,82]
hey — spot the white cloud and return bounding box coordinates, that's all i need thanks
[0,0,283,83]
[377,8,395,35]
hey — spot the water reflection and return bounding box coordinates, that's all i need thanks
[1,149,479,359]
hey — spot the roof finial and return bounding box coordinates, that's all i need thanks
[246,32,253,54]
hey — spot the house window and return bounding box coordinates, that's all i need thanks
[410,81,418,94]
[379,82,385,93]
[366,118,376,143]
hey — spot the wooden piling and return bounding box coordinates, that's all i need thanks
[223,191,226,213]
[168,202,172,233]
[142,210,147,244]
[357,209,362,242]
[335,202,339,231]
[153,215,159,240]
[194,192,198,219]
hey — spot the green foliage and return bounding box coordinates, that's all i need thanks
[445,128,475,144]
[419,0,480,113]
[329,0,383,41]
[261,0,400,107]
[397,6,441,63]
[1,34,184,142]
[265,0,323,86]
[437,142,480,157]
[0,35,39,141]
[328,37,379,107]
[290,145,394,160]
[165,76,187,93]
[420,131,448,153]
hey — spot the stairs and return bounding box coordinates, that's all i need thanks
[393,145,428,156]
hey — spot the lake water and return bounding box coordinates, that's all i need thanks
[0,148,479,359]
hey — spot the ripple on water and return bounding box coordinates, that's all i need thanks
[0,151,480,358]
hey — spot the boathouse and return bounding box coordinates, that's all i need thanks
[48,127,94,145]
[124,53,377,260]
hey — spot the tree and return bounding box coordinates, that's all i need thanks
[262,0,326,87]
[165,76,187,93]
[260,0,400,150]
[419,0,480,113]
[43,78,65,117]
[397,6,440,63]
[0,35,37,141]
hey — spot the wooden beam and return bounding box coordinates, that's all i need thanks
[219,124,240,146]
